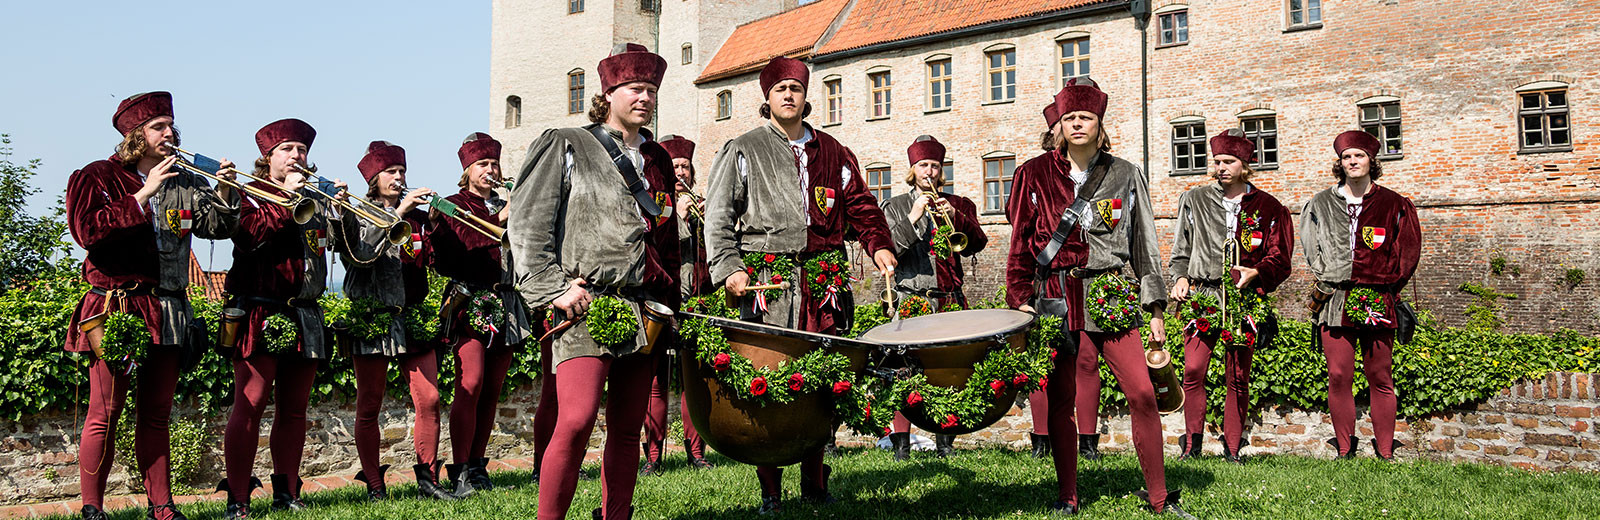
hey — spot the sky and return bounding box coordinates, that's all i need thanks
[0,0,491,274]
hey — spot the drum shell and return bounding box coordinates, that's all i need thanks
[681,325,869,467]
[896,331,1027,435]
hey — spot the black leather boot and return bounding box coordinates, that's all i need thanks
[216,477,262,520]
[82,505,110,520]
[1223,440,1245,464]
[1327,435,1359,459]
[591,506,634,520]
[1047,500,1078,516]
[1373,438,1405,461]
[890,432,911,461]
[935,434,956,458]
[269,473,308,510]
[687,455,714,469]
[1137,490,1197,519]
[799,463,836,504]
[469,457,496,490]
[145,502,188,520]
[353,465,390,501]
[1078,434,1102,461]
[1030,433,1052,458]
[756,469,782,515]
[446,462,476,499]
[415,463,461,501]
[640,440,665,475]
[1178,433,1202,461]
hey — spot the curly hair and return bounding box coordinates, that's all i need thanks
[587,93,610,124]
[114,125,180,167]
[1331,155,1383,183]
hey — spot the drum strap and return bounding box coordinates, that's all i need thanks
[585,123,662,218]
[1033,153,1113,272]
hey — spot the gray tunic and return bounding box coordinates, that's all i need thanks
[704,125,811,329]
[151,173,240,344]
[336,199,407,357]
[511,127,663,369]
[1077,156,1166,330]
[1169,183,1239,309]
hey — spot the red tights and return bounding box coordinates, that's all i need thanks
[531,339,557,474]
[450,338,514,464]
[644,353,705,461]
[79,349,180,512]
[222,354,319,502]
[537,354,656,520]
[354,352,442,488]
[1052,330,1167,510]
[1322,327,1396,457]
[1181,334,1254,452]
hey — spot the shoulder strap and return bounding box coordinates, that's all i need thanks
[584,123,662,218]
[1034,154,1114,269]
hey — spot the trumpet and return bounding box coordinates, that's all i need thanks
[921,190,968,253]
[168,145,317,224]
[395,181,506,242]
[290,163,411,245]
[679,189,705,220]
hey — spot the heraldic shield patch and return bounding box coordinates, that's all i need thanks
[1096,198,1123,229]
[815,186,836,217]
[1362,226,1386,249]
[165,209,192,237]
[653,191,673,227]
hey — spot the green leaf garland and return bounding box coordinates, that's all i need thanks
[467,291,506,334]
[99,311,150,373]
[586,296,640,347]
[1086,273,1143,333]
[741,252,796,303]
[1345,287,1392,327]
[262,313,299,354]
[346,297,396,340]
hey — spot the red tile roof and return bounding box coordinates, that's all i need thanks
[186,252,227,301]
[816,0,1117,56]
[694,0,852,84]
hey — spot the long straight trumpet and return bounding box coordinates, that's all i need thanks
[396,182,506,242]
[290,164,411,245]
[168,145,316,224]
[921,190,968,253]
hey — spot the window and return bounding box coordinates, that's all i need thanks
[567,70,585,115]
[866,165,893,202]
[985,48,1017,103]
[869,70,892,119]
[504,95,521,129]
[1158,10,1189,47]
[983,154,1016,214]
[1239,116,1279,169]
[681,43,693,65]
[1359,100,1403,158]
[568,0,584,14]
[1058,38,1090,88]
[940,161,955,195]
[1519,89,1571,153]
[1171,120,1208,175]
[715,90,732,120]
[1287,0,1322,29]
[640,0,657,12]
[927,58,952,111]
[825,78,843,125]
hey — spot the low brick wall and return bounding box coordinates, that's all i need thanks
[3,372,1596,505]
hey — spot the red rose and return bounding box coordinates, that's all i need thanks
[832,380,852,394]
[745,267,756,275]
[1012,373,1030,386]
[1040,376,1049,389]
[788,372,805,391]
[989,379,1006,397]
[882,426,892,436]
[816,274,827,284]
[1096,298,1106,304]
[1190,301,1200,311]
[1050,349,1058,361]
[750,376,768,396]
[771,275,783,283]
[1244,332,1257,346]
[1127,293,1137,301]
[819,260,829,270]
[833,275,844,285]
[940,414,959,429]
[1197,318,1210,332]
[763,253,776,262]
[906,392,924,407]
[1220,330,1234,342]
[712,353,732,371]
[1205,307,1217,314]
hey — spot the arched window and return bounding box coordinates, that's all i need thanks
[505,95,522,129]
[567,69,585,115]
[716,90,732,120]
[1356,95,1403,158]
[682,43,693,65]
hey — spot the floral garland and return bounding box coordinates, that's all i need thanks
[1345,287,1392,327]
[741,252,796,314]
[877,314,1059,430]
[99,311,150,374]
[586,296,640,347]
[262,313,299,354]
[1086,273,1143,333]
[1177,291,1222,338]
[346,297,396,340]
[929,225,953,259]
[467,291,506,335]
[898,295,935,319]
[802,250,850,311]
[1223,282,1273,348]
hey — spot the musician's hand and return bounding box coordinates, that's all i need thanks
[1169,277,1191,301]
[1148,316,1167,347]
[1017,304,1036,314]
[134,156,181,206]
[873,248,897,275]
[725,271,751,297]
[214,159,238,182]
[283,171,307,192]
[908,193,930,222]
[398,187,434,216]
[930,197,953,217]
[1232,266,1260,289]
[495,206,509,225]
[333,179,351,202]
[675,193,693,221]
[552,278,592,317]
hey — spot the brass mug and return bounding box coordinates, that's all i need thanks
[639,300,674,355]
[220,308,247,349]
[1146,347,1185,414]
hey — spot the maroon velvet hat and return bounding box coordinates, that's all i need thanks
[1044,77,1108,128]
[659,135,695,161]
[254,118,317,156]
[1210,128,1256,163]
[1333,130,1382,158]
[357,140,406,184]
[906,135,946,167]
[1042,102,1063,130]
[759,56,810,96]
[599,43,668,93]
[457,132,502,170]
[113,91,173,135]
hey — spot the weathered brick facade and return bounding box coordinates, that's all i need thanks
[492,0,1600,333]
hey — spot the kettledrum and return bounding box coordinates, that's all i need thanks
[679,312,874,467]
[858,309,1035,435]
[1146,344,1184,414]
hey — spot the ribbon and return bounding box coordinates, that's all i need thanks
[754,290,769,314]
[820,285,840,311]
[1360,309,1392,326]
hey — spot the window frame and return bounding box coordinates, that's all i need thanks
[715,90,732,121]
[1518,89,1573,154]
[940,161,956,195]
[1358,99,1404,159]
[868,70,893,120]
[1056,36,1090,89]
[1285,0,1323,31]
[1170,119,1208,176]
[824,78,843,126]
[982,153,1017,215]
[1238,115,1280,170]
[568,0,584,15]
[681,43,693,65]
[1157,10,1190,47]
[926,57,953,113]
[567,70,585,115]
[505,95,522,129]
[640,0,657,13]
[984,47,1018,104]
[865,164,894,202]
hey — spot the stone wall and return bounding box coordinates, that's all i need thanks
[5,372,1596,505]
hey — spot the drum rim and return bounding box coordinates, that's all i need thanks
[681,311,880,351]
[858,309,1037,349]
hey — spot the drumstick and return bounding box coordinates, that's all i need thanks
[538,317,580,343]
[744,281,792,292]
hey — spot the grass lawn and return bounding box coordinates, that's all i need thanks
[65,447,1600,519]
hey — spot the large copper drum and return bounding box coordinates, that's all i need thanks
[858,309,1035,435]
[679,313,874,467]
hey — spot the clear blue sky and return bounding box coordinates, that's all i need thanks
[0,0,490,273]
